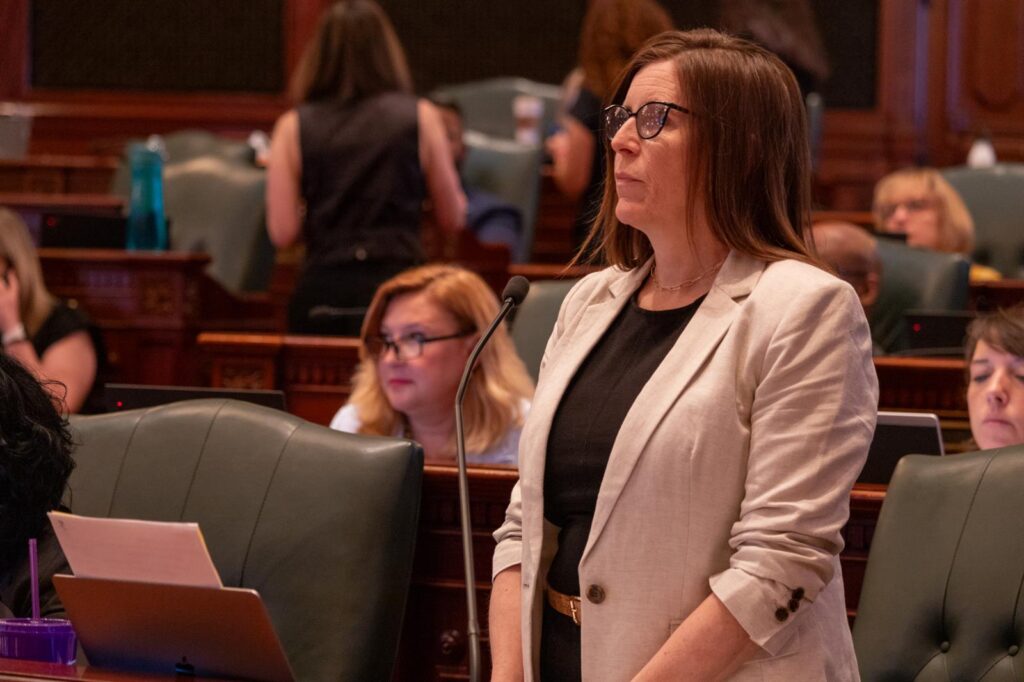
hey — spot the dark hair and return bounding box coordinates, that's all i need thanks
[289,0,412,104]
[578,29,818,270]
[0,354,74,572]
[965,305,1024,367]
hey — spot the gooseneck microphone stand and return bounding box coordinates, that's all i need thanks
[455,276,530,682]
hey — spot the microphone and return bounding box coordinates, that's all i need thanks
[454,275,529,682]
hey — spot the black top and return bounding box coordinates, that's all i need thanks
[298,92,426,269]
[0,519,70,619]
[32,300,108,414]
[568,87,605,253]
[544,293,703,595]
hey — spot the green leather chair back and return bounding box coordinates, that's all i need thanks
[431,77,562,141]
[853,445,1024,680]
[943,163,1024,277]
[871,239,970,354]
[510,278,577,381]
[162,156,274,292]
[67,399,423,682]
[462,131,544,262]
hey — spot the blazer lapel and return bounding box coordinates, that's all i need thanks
[581,252,766,564]
[520,266,649,558]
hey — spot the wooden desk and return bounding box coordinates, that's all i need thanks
[0,155,119,195]
[41,249,280,386]
[873,356,971,449]
[971,279,1024,311]
[0,657,214,681]
[197,332,358,426]
[0,192,124,218]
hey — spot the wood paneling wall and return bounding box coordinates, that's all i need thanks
[2,0,1023,208]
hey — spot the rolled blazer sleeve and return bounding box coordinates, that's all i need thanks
[709,280,878,653]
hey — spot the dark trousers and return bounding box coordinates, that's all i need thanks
[288,261,413,337]
[539,599,582,681]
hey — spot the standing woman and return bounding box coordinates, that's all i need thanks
[546,0,673,253]
[267,0,466,336]
[490,30,877,680]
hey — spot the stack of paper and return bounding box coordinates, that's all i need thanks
[48,512,222,588]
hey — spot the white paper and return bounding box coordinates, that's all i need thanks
[48,511,222,588]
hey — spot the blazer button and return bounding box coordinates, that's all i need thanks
[774,607,789,622]
[787,598,800,612]
[792,587,805,601]
[939,641,950,653]
[1009,645,1020,656]
[586,584,605,604]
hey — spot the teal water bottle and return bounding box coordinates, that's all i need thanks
[125,136,168,250]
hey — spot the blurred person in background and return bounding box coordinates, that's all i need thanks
[267,0,466,336]
[873,167,1000,282]
[432,98,523,256]
[331,264,533,465]
[547,0,673,255]
[0,208,105,413]
[811,221,884,354]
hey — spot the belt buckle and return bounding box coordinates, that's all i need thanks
[569,597,580,626]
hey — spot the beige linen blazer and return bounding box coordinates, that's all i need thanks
[493,252,878,681]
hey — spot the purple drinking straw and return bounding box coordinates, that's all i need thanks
[29,538,40,620]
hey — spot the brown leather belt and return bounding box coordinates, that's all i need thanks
[545,583,582,626]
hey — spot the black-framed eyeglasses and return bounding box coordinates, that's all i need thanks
[603,101,691,141]
[367,329,475,361]
[876,197,934,221]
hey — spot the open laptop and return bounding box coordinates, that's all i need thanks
[858,411,945,485]
[104,383,287,413]
[904,309,976,355]
[54,575,295,682]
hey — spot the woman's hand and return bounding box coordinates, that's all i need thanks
[630,593,760,681]
[0,268,23,334]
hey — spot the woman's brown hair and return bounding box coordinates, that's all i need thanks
[348,265,534,458]
[578,0,674,101]
[965,305,1024,368]
[578,29,818,271]
[289,0,413,104]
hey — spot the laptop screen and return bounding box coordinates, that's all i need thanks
[859,411,945,485]
[104,383,287,413]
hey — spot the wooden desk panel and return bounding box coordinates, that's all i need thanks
[873,356,971,449]
[0,657,222,681]
[40,249,280,386]
[971,279,1024,311]
[0,154,119,194]
[198,333,358,426]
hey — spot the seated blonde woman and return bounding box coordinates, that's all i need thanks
[872,167,1000,282]
[966,305,1024,450]
[330,264,534,465]
[0,208,105,413]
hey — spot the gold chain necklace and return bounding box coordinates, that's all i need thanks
[649,257,726,292]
